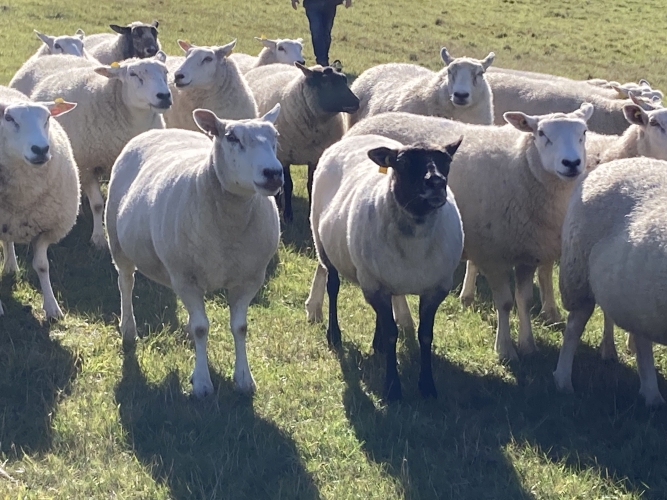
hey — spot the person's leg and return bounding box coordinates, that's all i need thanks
[321,3,338,65]
[305,5,329,66]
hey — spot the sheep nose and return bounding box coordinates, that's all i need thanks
[426,174,446,189]
[156,92,171,101]
[453,92,470,99]
[263,168,283,180]
[31,145,49,156]
[174,73,184,82]
[146,46,157,55]
[562,158,581,169]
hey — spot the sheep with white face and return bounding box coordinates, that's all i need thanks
[230,37,306,73]
[34,29,86,57]
[106,105,283,398]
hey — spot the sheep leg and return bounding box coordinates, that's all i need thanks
[486,271,518,361]
[2,241,18,275]
[515,264,537,355]
[392,295,414,332]
[325,265,342,347]
[553,301,595,393]
[417,288,449,398]
[175,284,213,398]
[228,287,257,395]
[626,333,637,354]
[305,264,327,323]
[371,313,386,354]
[634,335,665,407]
[84,178,108,249]
[459,260,478,307]
[598,311,618,361]
[307,162,316,214]
[536,263,563,324]
[31,235,63,319]
[116,258,137,350]
[364,288,402,402]
[282,164,294,223]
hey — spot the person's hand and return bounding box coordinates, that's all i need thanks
[292,0,299,9]
[344,0,352,7]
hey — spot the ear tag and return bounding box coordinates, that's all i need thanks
[378,166,388,174]
[110,61,120,68]
[54,97,65,103]
[635,110,642,121]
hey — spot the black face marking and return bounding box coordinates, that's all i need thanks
[306,67,360,114]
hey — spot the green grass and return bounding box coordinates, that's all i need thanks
[1,0,667,498]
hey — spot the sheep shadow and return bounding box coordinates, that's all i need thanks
[280,195,315,257]
[115,350,321,500]
[0,286,81,457]
[334,328,667,499]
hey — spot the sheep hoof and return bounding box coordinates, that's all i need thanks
[459,294,474,308]
[641,390,666,409]
[539,307,563,325]
[418,374,437,399]
[44,303,64,320]
[305,302,323,323]
[518,339,537,355]
[191,374,214,398]
[90,233,109,250]
[384,378,402,402]
[326,327,341,348]
[496,344,518,362]
[234,373,257,395]
[553,371,574,394]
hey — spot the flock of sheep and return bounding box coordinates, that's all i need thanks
[1,20,666,406]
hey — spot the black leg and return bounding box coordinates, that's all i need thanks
[326,266,341,347]
[371,313,386,354]
[417,289,449,398]
[307,162,316,215]
[283,164,294,222]
[364,289,401,402]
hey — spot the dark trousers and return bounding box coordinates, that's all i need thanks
[305,3,338,66]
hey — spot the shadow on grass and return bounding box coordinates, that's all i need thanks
[115,350,321,500]
[0,283,81,457]
[334,329,667,500]
[280,194,314,257]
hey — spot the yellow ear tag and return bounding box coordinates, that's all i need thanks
[54,97,65,104]
[110,61,120,68]
[378,166,388,174]
[260,33,266,39]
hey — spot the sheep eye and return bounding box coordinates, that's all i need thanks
[202,56,213,63]
[538,130,545,137]
[4,114,13,123]
[649,119,660,127]
[225,131,240,144]
[278,46,285,52]
[54,43,61,50]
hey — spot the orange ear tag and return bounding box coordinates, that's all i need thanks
[378,166,388,174]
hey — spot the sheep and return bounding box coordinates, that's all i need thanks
[10,54,96,97]
[31,52,171,248]
[347,47,496,129]
[0,86,79,318]
[485,71,634,135]
[163,40,258,131]
[459,94,667,328]
[306,133,463,401]
[229,37,305,74]
[553,157,667,407]
[345,104,594,361]
[84,21,160,65]
[105,104,284,398]
[245,62,360,221]
[31,29,87,58]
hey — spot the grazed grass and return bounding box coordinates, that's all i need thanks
[1,0,667,498]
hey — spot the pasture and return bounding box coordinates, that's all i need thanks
[1,0,667,498]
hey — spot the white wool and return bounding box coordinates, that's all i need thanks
[229,37,305,74]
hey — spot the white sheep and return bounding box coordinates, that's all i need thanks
[31,52,171,248]
[229,37,305,73]
[0,86,79,318]
[84,21,160,65]
[459,95,667,329]
[31,29,87,58]
[245,62,359,221]
[164,39,258,131]
[306,133,463,401]
[485,71,633,134]
[346,104,594,361]
[347,47,496,129]
[105,104,284,398]
[553,157,667,407]
[10,54,96,97]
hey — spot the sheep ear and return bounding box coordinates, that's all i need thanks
[639,78,650,87]
[256,37,277,49]
[623,104,648,126]
[367,146,399,169]
[629,92,658,111]
[261,103,281,124]
[154,50,167,63]
[481,52,495,71]
[440,47,454,66]
[75,28,85,39]
[110,24,132,35]
[296,38,304,44]
[193,109,222,137]
[37,100,77,117]
[295,61,313,77]
[504,111,538,133]
[94,65,122,79]
[612,84,630,98]
[215,39,236,59]
[574,102,594,122]
[445,136,464,158]
[34,30,55,49]
[151,20,159,28]
[177,39,193,52]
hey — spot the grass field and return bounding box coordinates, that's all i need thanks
[1,0,667,498]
